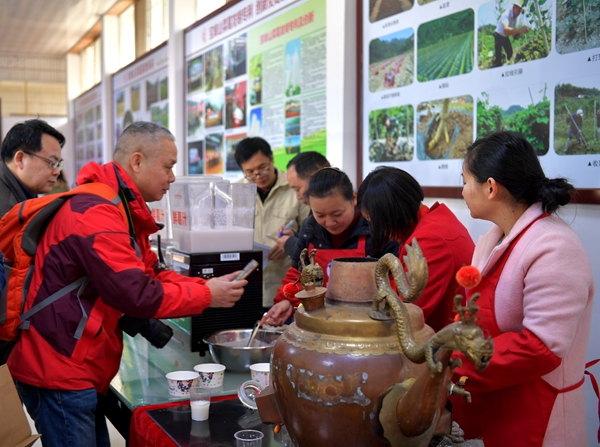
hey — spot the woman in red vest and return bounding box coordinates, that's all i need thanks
[452,131,594,447]
[262,167,399,326]
[358,166,474,331]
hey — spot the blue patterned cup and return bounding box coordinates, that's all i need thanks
[166,371,199,396]
[194,363,226,388]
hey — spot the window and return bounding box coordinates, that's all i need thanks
[147,0,169,51]
[80,37,101,91]
[119,4,136,68]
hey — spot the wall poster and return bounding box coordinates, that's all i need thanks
[185,0,326,179]
[361,0,600,190]
[112,44,170,241]
[112,44,170,142]
[73,85,103,177]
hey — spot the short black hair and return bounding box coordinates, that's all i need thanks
[286,151,330,180]
[306,167,354,202]
[358,166,424,253]
[1,119,65,162]
[234,137,272,168]
[464,131,573,213]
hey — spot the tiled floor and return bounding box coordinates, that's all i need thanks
[25,407,126,447]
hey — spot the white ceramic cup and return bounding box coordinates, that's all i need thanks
[193,363,226,388]
[166,371,199,397]
[249,363,270,389]
[190,386,211,421]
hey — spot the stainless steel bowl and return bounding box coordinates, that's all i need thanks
[203,329,282,373]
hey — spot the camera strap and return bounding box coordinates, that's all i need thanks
[113,165,141,260]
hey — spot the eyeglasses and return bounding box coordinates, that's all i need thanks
[243,163,272,181]
[24,152,64,171]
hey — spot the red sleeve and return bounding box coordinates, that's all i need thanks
[452,328,561,392]
[73,203,213,319]
[405,234,455,319]
[273,267,301,307]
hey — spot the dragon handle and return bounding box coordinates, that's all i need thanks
[370,239,494,374]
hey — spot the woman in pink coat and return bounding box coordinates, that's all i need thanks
[452,131,595,447]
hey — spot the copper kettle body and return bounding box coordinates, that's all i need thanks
[261,242,493,447]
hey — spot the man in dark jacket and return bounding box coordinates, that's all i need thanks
[0,119,65,364]
[0,119,65,216]
[276,151,330,257]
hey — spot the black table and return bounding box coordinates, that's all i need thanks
[147,399,293,447]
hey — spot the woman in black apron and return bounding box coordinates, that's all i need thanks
[262,168,399,326]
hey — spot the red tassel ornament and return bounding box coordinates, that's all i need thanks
[455,265,482,290]
[283,282,302,300]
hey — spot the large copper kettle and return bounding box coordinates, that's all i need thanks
[257,240,493,447]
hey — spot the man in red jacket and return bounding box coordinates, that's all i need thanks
[7,122,247,447]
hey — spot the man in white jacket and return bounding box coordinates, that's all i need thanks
[235,137,309,306]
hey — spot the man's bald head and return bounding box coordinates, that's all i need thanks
[113,121,175,165]
[113,121,178,202]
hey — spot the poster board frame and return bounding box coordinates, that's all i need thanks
[356,0,600,204]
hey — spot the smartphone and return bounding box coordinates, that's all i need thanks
[232,259,259,282]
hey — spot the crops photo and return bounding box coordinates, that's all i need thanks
[417,9,474,82]
[478,0,552,70]
[416,95,473,160]
[368,105,414,162]
[553,79,600,155]
[477,84,550,156]
[556,0,600,54]
[369,28,414,92]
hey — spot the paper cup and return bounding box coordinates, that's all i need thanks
[249,363,270,389]
[166,371,199,397]
[193,363,226,388]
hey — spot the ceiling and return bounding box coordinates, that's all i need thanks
[0,0,118,57]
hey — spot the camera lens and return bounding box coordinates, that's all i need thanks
[118,316,173,348]
[139,319,173,349]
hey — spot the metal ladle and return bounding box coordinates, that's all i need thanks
[246,319,262,347]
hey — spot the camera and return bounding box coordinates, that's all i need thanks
[118,315,173,349]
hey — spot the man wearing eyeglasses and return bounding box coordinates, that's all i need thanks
[0,119,65,217]
[235,137,310,307]
[0,119,65,365]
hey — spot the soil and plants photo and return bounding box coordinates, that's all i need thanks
[417,9,474,82]
[556,0,600,54]
[369,0,413,23]
[553,79,600,155]
[416,95,473,160]
[368,105,414,162]
[204,46,224,92]
[477,0,552,70]
[477,84,550,155]
[368,28,414,92]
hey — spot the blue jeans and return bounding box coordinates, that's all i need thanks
[15,381,110,447]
